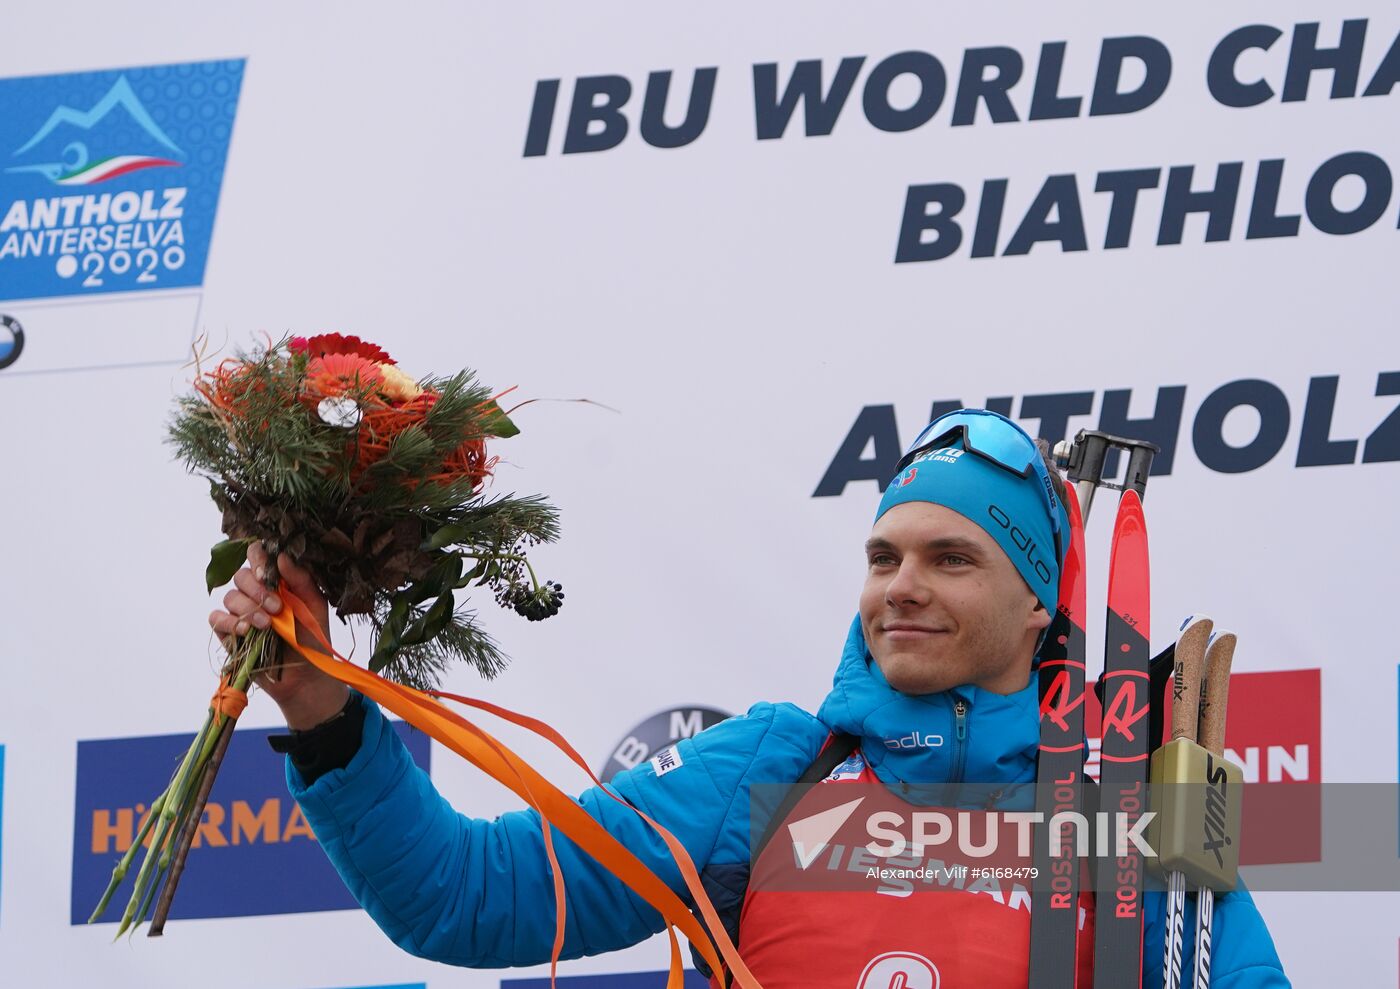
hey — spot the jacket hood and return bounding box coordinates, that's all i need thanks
[816,615,1040,798]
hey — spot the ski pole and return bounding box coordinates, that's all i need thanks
[1191,631,1237,989]
[1161,615,1215,989]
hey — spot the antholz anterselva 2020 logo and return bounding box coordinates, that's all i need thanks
[0,60,243,307]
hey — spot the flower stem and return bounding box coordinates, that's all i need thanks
[104,629,266,937]
[148,714,235,936]
[114,713,213,937]
[87,785,169,924]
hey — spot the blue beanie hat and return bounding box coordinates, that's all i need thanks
[874,410,1067,613]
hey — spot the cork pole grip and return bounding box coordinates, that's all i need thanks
[1197,632,1237,756]
[1171,615,1215,741]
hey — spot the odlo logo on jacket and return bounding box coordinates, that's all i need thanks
[884,731,945,751]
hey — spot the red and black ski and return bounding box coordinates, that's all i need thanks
[1093,489,1152,989]
[1029,485,1088,987]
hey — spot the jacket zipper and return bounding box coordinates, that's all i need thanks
[943,697,968,805]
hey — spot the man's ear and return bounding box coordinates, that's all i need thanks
[1027,600,1052,632]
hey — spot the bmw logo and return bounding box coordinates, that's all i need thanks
[599,706,732,784]
[0,314,23,371]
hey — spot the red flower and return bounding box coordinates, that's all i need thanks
[290,333,395,365]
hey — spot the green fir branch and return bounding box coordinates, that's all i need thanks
[367,602,508,690]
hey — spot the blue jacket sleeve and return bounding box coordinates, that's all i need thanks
[288,693,822,968]
[1141,884,1290,988]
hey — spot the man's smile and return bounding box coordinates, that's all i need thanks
[882,621,950,639]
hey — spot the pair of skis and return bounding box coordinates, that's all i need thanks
[1029,482,1152,989]
[1030,478,1240,988]
[1162,622,1238,989]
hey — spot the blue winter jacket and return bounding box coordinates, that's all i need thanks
[288,616,1290,987]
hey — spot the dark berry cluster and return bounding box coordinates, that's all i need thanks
[506,581,565,621]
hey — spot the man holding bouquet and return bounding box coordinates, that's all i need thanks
[211,409,1290,987]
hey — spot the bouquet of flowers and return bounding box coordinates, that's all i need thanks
[90,333,564,936]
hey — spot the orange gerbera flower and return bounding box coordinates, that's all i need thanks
[306,353,384,398]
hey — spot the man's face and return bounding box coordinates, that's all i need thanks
[859,501,1051,696]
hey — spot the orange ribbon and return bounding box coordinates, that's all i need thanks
[268,591,764,989]
[210,677,248,719]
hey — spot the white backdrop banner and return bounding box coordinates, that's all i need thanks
[1,3,1396,987]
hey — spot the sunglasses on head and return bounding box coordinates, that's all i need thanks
[895,409,1065,567]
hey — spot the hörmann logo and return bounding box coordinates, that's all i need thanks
[72,721,429,923]
[814,374,1400,495]
[89,794,317,855]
